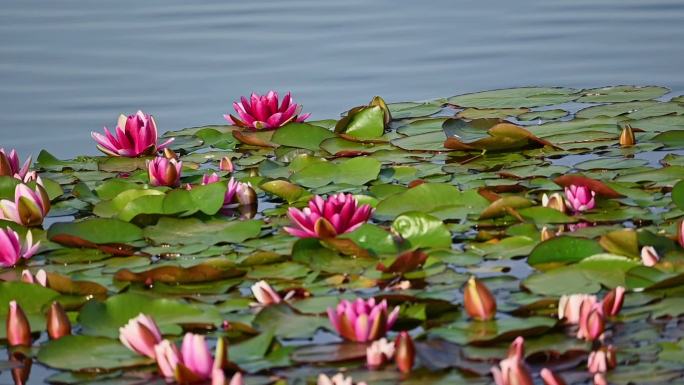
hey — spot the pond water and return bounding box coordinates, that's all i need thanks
[2,0,684,158]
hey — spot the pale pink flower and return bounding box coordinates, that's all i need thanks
[154,333,214,381]
[587,345,617,374]
[366,338,395,369]
[119,314,163,359]
[21,269,47,287]
[92,111,173,157]
[317,373,367,385]
[558,294,597,324]
[285,193,373,239]
[641,246,659,267]
[491,337,533,385]
[224,91,310,130]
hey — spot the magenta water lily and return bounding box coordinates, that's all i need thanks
[0,227,39,267]
[224,91,310,130]
[92,110,174,157]
[148,157,182,187]
[327,297,399,342]
[564,184,596,212]
[0,148,31,181]
[0,183,50,226]
[285,193,373,238]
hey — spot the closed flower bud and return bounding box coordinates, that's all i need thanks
[219,156,234,172]
[235,182,257,206]
[619,124,635,147]
[541,226,555,241]
[588,345,617,373]
[578,302,604,341]
[542,193,566,213]
[491,338,533,385]
[540,368,567,385]
[463,276,497,321]
[46,301,71,340]
[6,301,31,346]
[395,332,415,374]
[594,373,608,385]
[601,286,625,317]
[251,280,282,306]
[640,246,659,267]
[366,338,395,370]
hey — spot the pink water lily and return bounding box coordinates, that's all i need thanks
[491,337,533,385]
[21,269,47,286]
[0,148,31,181]
[147,157,182,187]
[587,345,617,373]
[366,338,395,370]
[641,246,659,267]
[285,193,373,239]
[0,183,51,226]
[317,373,367,385]
[155,333,214,382]
[327,298,399,342]
[120,314,163,359]
[92,110,174,157]
[251,280,293,306]
[224,91,310,130]
[558,294,597,324]
[0,228,39,267]
[564,184,596,213]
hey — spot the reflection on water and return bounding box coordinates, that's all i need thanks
[2,0,684,158]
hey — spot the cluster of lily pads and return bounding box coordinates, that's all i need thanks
[2,85,684,385]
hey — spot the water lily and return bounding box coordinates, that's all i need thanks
[678,220,684,249]
[0,228,39,267]
[147,157,182,187]
[327,298,399,342]
[0,148,31,180]
[588,345,617,373]
[317,373,367,385]
[47,301,71,340]
[619,124,636,147]
[463,276,497,321]
[6,301,31,346]
[224,91,310,130]
[641,246,659,267]
[491,337,533,385]
[366,338,395,370]
[285,193,373,239]
[594,373,608,385]
[21,269,47,286]
[601,286,625,317]
[395,331,415,374]
[251,280,290,306]
[155,333,214,382]
[0,183,51,226]
[92,110,174,157]
[220,156,234,172]
[540,368,567,385]
[193,173,256,208]
[578,302,605,341]
[212,370,243,385]
[564,184,596,213]
[542,192,566,213]
[120,314,163,359]
[558,294,597,324]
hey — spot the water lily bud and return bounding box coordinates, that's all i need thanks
[21,269,47,287]
[601,286,625,317]
[619,124,635,147]
[588,345,617,373]
[219,156,234,172]
[163,148,178,160]
[147,157,182,187]
[541,226,555,241]
[542,193,566,213]
[491,356,533,385]
[578,302,604,341]
[235,182,257,206]
[366,338,395,369]
[120,314,163,358]
[46,301,71,340]
[507,336,525,360]
[9,351,32,385]
[6,301,31,346]
[0,151,14,177]
[640,246,659,267]
[594,373,608,385]
[463,276,497,321]
[540,368,567,385]
[251,280,282,306]
[394,332,415,374]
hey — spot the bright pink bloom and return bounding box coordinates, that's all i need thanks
[119,314,163,359]
[21,269,47,286]
[491,337,533,385]
[147,157,182,187]
[641,246,659,267]
[578,302,605,341]
[0,228,39,267]
[196,173,239,206]
[317,373,367,385]
[366,338,395,369]
[92,111,174,157]
[224,91,310,130]
[558,294,597,324]
[327,298,399,342]
[601,286,625,317]
[285,193,373,239]
[587,345,617,374]
[540,368,567,385]
[154,333,214,381]
[564,184,596,213]
[0,148,31,180]
[0,183,51,226]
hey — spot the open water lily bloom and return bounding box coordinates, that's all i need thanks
[0,183,50,226]
[154,333,214,382]
[91,110,174,157]
[119,314,163,359]
[224,91,310,130]
[285,193,373,239]
[0,148,31,180]
[564,184,596,213]
[0,228,39,267]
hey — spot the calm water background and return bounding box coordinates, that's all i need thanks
[2,0,684,159]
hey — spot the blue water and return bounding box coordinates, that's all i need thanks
[2,0,684,159]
